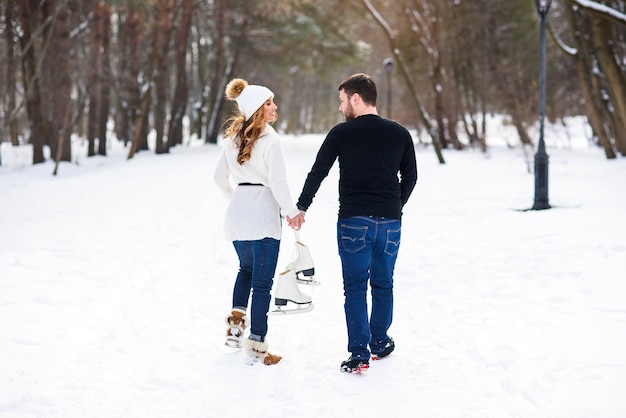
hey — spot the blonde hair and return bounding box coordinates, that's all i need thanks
[224,107,269,165]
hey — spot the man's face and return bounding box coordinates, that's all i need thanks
[339,90,356,122]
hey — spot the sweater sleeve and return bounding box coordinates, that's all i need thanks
[264,135,300,219]
[213,147,234,199]
[400,132,418,206]
[296,132,339,211]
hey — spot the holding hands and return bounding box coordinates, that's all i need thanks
[286,211,306,230]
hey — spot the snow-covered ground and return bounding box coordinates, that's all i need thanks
[1,117,625,417]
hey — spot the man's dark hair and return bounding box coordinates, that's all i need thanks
[338,73,377,106]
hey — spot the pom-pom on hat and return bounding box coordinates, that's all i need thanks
[225,78,274,121]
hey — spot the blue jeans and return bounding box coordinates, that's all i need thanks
[337,216,401,360]
[232,238,280,342]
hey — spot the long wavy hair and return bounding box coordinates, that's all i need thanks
[224,107,269,165]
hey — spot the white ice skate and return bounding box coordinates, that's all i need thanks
[285,236,320,286]
[269,269,313,315]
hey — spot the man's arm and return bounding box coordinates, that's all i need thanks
[296,133,339,211]
[400,134,418,206]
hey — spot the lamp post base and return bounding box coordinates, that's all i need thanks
[532,201,551,210]
[532,151,550,210]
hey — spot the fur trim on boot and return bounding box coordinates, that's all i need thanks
[225,308,247,348]
[244,339,282,365]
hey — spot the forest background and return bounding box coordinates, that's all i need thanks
[0,0,625,168]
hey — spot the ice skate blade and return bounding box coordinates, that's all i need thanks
[222,343,242,354]
[268,303,314,316]
[296,278,321,286]
[225,339,242,349]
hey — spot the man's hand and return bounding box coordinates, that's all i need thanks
[286,211,306,230]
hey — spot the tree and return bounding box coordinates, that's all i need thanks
[554,0,626,158]
[153,0,175,155]
[2,0,623,172]
[115,3,143,149]
[167,0,195,148]
[98,2,112,156]
[2,1,20,149]
[87,1,111,157]
[44,0,73,164]
[17,0,48,164]
[360,0,446,163]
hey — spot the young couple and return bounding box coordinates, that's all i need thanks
[214,73,418,372]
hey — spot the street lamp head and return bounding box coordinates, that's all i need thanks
[383,58,393,72]
[535,0,552,14]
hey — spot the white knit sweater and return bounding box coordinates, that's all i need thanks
[213,125,300,241]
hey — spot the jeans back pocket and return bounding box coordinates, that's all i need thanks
[340,224,368,253]
[384,228,401,256]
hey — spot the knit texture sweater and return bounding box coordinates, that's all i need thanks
[297,114,417,219]
[214,125,299,241]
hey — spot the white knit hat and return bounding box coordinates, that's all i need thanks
[225,79,274,121]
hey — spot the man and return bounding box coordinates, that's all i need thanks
[289,73,418,373]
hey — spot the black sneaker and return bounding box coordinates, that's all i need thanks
[340,357,369,373]
[371,337,395,360]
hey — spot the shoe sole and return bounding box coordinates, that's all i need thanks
[371,352,392,360]
[371,339,395,360]
[341,363,369,373]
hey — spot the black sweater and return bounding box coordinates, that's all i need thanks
[297,114,417,219]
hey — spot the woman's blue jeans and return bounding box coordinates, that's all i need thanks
[232,238,280,342]
[337,216,401,360]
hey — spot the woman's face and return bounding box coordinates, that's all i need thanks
[263,97,278,123]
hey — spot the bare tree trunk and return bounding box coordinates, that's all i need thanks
[569,6,617,158]
[430,11,448,149]
[206,54,238,144]
[361,0,445,163]
[193,34,208,140]
[449,1,486,152]
[53,99,73,175]
[117,6,142,147]
[425,3,462,150]
[205,0,226,144]
[167,0,194,148]
[18,0,46,163]
[43,0,72,162]
[127,87,152,160]
[504,75,533,147]
[128,7,160,159]
[87,1,103,157]
[560,0,621,158]
[97,2,112,156]
[154,0,174,155]
[589,14,626,155]
[4,2,20,148]
[114,7,128,145]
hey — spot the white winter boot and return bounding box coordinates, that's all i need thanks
[225,308,247,348]
[244,339,282,365]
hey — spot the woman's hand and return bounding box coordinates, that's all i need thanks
[286,211,306,230]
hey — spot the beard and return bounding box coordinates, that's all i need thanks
[343,103,356,122]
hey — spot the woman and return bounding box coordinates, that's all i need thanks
[214,78,300,365]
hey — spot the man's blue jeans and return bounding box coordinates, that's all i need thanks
[337,216,401,360]
[232,238,280,342]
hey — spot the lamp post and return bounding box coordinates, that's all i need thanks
[383,58,393,119]
[532,0,552,210]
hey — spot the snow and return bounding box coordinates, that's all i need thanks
[1,118,626,418]
[572,0,626,25]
